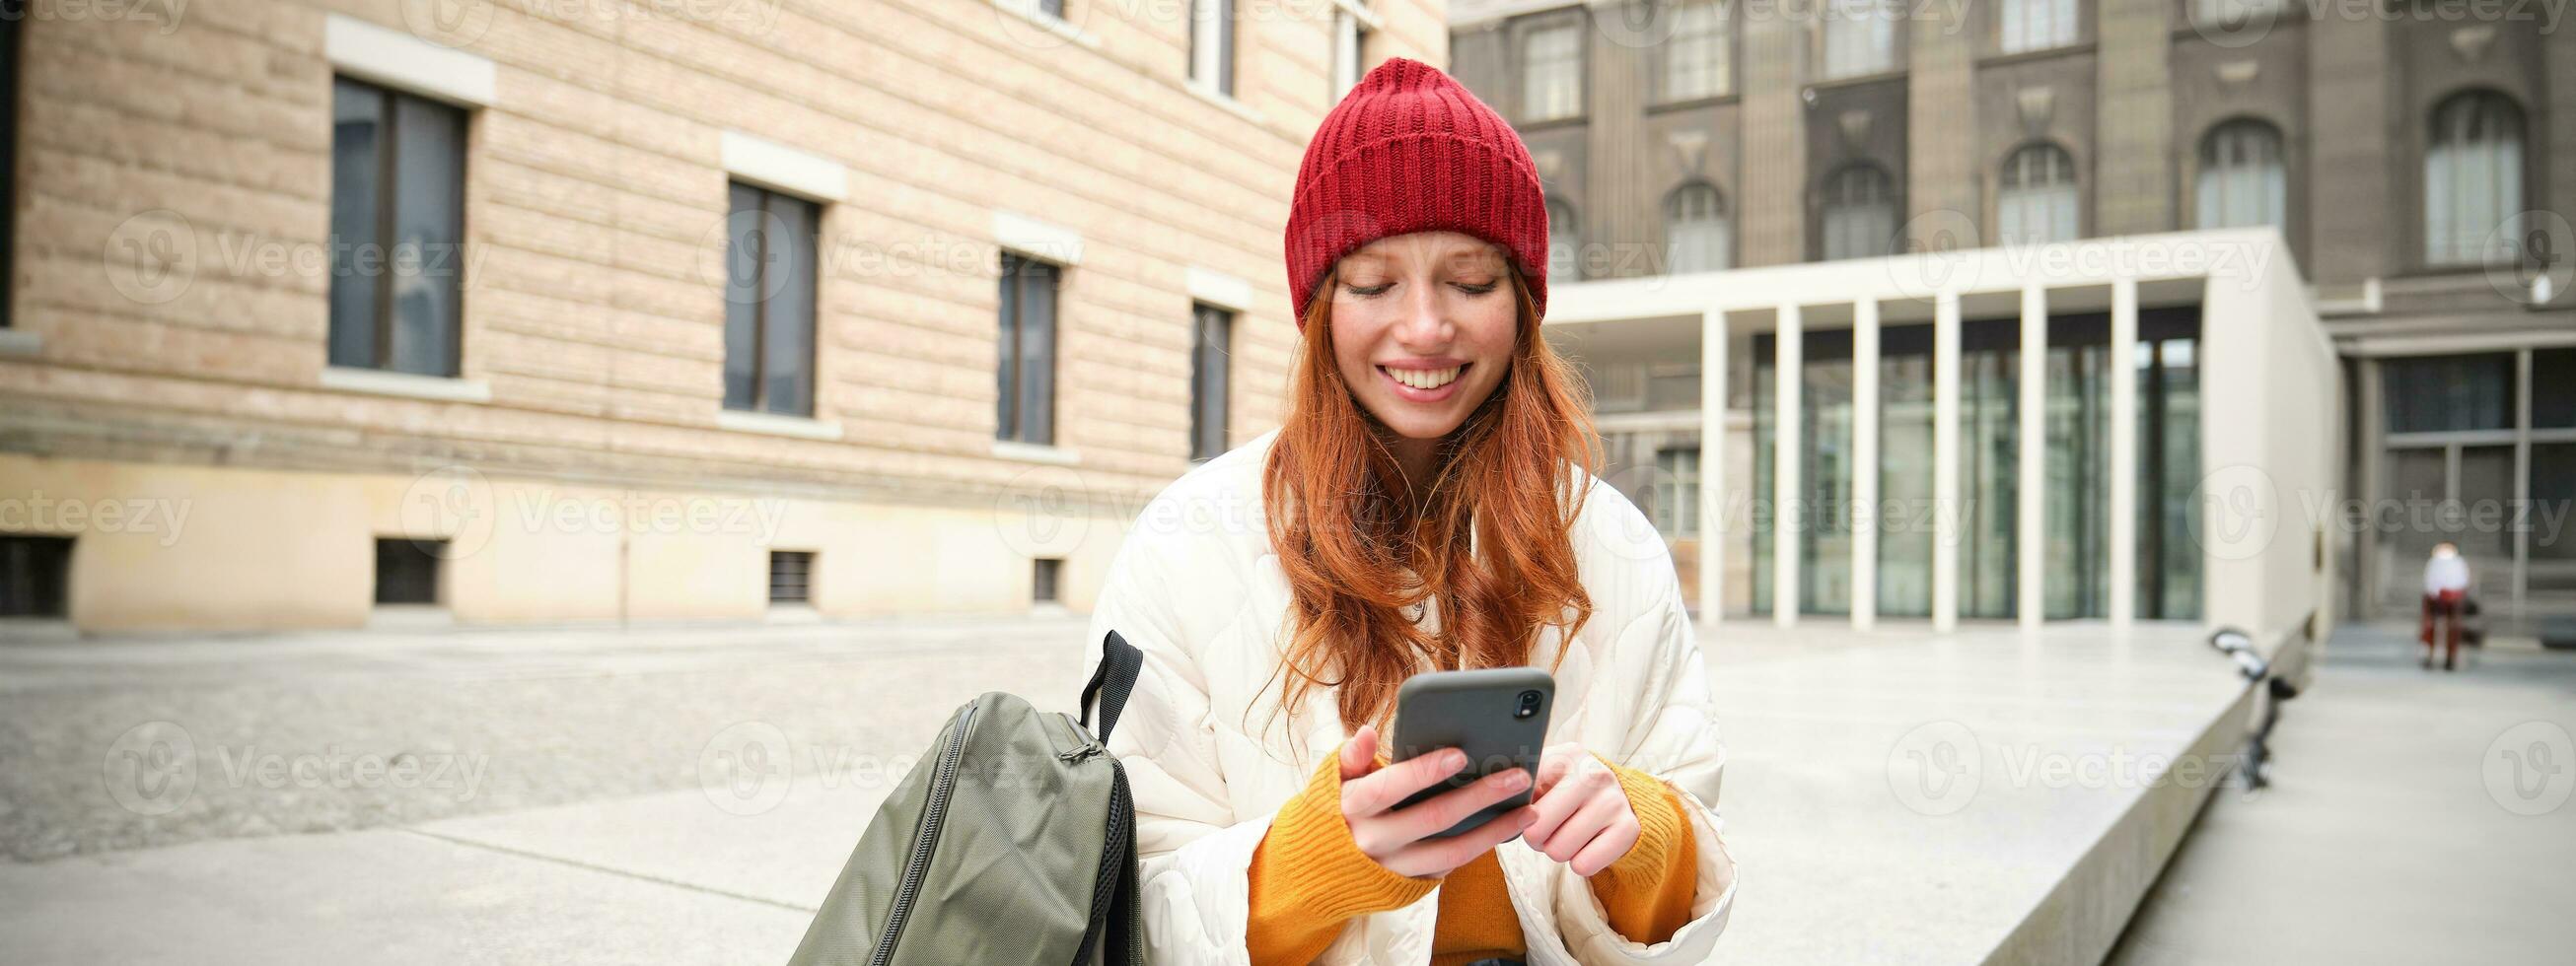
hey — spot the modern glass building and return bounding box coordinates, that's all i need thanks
[1547,229,2337,650]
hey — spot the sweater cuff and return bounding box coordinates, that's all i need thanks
[1252,747,1443,922]
[1589,754,1692,893]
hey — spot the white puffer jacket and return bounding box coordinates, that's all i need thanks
[1079,428,1740,965]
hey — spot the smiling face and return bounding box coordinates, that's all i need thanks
[1326,232,1522,445]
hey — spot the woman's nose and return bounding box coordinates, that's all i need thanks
[1393,285,1450,343]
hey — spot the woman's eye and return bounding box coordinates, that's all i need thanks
[1453,280,1499,295]
[1344,282,1394,297]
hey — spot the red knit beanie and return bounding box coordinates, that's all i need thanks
[1284,57,1549,326]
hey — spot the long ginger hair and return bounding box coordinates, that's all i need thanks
[1255,265,1603,749]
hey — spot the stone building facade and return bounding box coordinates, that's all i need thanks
[1452,0,2574,628]
[0,0,1443,632]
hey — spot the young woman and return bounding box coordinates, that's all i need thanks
[1082,58,1739,965]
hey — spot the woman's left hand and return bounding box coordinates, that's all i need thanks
[1519,741,1638,876]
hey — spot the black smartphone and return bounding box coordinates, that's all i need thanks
[1388,667,1554,838]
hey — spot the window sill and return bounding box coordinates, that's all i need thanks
[1516,113,1587,132]
[993,439,1082,466]
[990,0,1101,49]
[1806,68,1907,93]
[1975,40,2098,70]
[321,367,492,403]
[1185,82,1267,125]
[719,409,845,441]
[0,328,40,356]
[1646,93,1740,115]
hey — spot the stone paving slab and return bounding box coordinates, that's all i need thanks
[0,826,810,966]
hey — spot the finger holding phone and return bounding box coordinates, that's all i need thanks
[1333,723,1539,879]
[1521,741,1639,877]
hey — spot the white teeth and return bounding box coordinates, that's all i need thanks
[1386,366,1461,390]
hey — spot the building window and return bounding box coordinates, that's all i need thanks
[1332,4,1370,99]
[1665,182,1731,274]
[1821,164,1897,260]
[0,4,20,330]
[1663,2,1731,102]
[1654,447,1701,536]
[2384,353,2516,435]
[1190,303,1233,461]
[0,535,72,618]
[1547,199,1581,281]
[2424,91,2525,267]
[2195,119,2287,232]
[329,77,468,377]
[1522,23,1582,121]
[1996,142,2079,245]
[997,253,1061,446]
[1038,0,1064,17]
[1191,0,1235,97]
[1999,0,2076,53]
[768,550,814,604]
[723,183,821,417]
[1033,557,1063,603]
[374,538,444,605]
[1822,0,1901,79]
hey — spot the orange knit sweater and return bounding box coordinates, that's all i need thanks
[1246,746,1699,965]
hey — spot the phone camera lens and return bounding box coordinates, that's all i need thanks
[1515,690,1541,719]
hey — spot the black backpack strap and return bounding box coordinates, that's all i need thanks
[1079,630,1145,744]
[1106,763,1145,966]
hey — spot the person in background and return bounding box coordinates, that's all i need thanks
[2422,542,2471,671]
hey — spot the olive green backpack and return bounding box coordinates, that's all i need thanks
[786,631,1146,966]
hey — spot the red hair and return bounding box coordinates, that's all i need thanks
[1254,266,1602,749]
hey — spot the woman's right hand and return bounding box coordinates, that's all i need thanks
[1334,724,1539,878]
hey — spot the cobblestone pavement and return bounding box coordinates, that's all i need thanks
[0,615,1098,862]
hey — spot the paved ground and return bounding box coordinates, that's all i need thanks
[2107,624,2576,965]
[1,615,2264,965]
[0,615,1093,861]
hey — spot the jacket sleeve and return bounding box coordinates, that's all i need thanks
[1545,558,1741,964]
[1079,519,1272,966]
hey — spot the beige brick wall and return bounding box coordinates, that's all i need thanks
[0,0,1448,630]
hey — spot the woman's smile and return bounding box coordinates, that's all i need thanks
[1377,361,1469,402]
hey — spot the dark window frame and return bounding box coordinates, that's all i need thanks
[373,537,446,606]
[997,253,1062,446]
[1190,303,1234,461]
[328,76,469,378]
[1033,557,1062,603]
[0,534,72,618]
[768,550,815,604]
[723,181,822,417]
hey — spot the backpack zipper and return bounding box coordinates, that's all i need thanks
[870,703,977,966]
